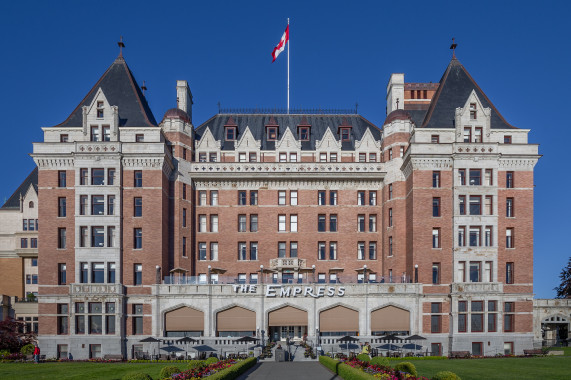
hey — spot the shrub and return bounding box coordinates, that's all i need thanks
[187,360,205,369]
[432,371,461,380]
[356,354,371,362]
[159,366,181,378]
[121,373,152,380]
[0,350,10,359]
[394,361,417,377]
[370,356,390,367]
[206,357,257,380]
[205,356,219,365]
[319,356,341,373]
[20,344,35,355]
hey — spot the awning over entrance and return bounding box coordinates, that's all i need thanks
[269,306,307,326]
[217,306,256,331]
[320,305,359,332]
[165,307,204,331]
[371,306,410,332]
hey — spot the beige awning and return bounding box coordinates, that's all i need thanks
[165,307,204,331]
[170,267,189,273]
[210,267,227,274]
[329,268,344,273]
[217,306,256,332]
[298,267,315,273]
[355,267,377,274]
[371,306,410,332]
[320,306,359,332]
[268,306,308,326]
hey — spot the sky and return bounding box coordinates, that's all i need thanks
[0,0,569,298]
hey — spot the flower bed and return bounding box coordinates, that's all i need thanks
[321,356,431,380]
[167,357,256,380]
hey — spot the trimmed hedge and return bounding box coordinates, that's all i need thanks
[356,354,371,362]
[160,366,181,378]
[394,361,417,377]
[319,356,376,380]
[370,356,389,367]
[121,373,152,380]
[432,371,461,380]
[205,357,220,365]
[188,360,205,369]
[205,357,257,380]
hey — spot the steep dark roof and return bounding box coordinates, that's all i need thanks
[53,56,157,128]
[195,114,381,150]
[1,168,38,209]
[422,58,516,129]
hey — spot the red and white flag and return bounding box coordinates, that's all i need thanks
[272,25,289,62]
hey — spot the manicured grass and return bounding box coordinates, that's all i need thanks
[392,356,571,380]
[547,346,571,356]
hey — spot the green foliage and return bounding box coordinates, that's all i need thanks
[319,356,341,373]
[370,356,390,367]
[206,357,257,380]
[121,372,152,380]
[20,344,35,355]
[159,366,181,378]
[394,361,418,377]
[318,357,376,380]
[432,371,461,380]
[205,356,219,365]
[356,354,371,362]
[0,350,10,358]
[554,256,571,298]
[187,360,205,369]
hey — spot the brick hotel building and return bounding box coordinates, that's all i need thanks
[23,50,544,359]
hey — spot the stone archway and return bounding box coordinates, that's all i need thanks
[542,315,569,346]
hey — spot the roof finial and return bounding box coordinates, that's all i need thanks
[450,37,457,59]
[141,80,147,96]
[118,36,125,57]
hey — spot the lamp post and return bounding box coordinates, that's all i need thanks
[208,265,211,285]
[260,265,264,284]
[155,265,161,284]
[312,264,316,283]
[363,264,368,284]
[414,264,418,283]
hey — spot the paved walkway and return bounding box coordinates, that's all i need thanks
[236,362,340,380]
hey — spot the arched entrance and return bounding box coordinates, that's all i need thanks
[216,306,256,337]
[319,305,359,336]
[542,315,569,346]
[371,306,410,335]
[164,306,204,337]
[268,306,308,342]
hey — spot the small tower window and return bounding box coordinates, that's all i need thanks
[469,103,477,120]
[299,127,310,141]
[340,127,351,141]
[29,201,34,208]
[97,101,104,118]
[225,127,236,141]
[266,126,278,141]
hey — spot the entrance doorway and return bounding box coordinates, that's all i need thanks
[270,326,307,341]
[268,306,308,342]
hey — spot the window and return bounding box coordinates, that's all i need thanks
[484,226,493,247]
[198,191,207,205]
[249,242,257,260]
[198,243,207,261]
[31,258,38,266]
[318,242,326,260]
[76,315,85,334]
[183,184,187,199]
[134,228,142,249]
[57,171,67,187]
[79,226,88,247]
[469,226,481,247]
[369,153,376,162]
[388,208,393,227]
[329,242,337,260]
[506,262,514,284]
[458,301,467,332]
[506,198,514,217]
[388,236,393,256]
[432,171,441,188]
[340,128,351,141]
[21,238,28,248]
[133,305,144,335]
[182,208,187,228]
[278,215,286,232]
[471,301,484,332]
[211,190,219,206]
[463,127,471,143]
[470,262,481,282]
[330,191,337,205]
[90,126,99,141]
[471,342,483,356]
[485,169,493,186]
[432,228,441,248]
[58,197,66,217]
[290,152,297,162]
[102,125,111,142]
[318,215,326,232]
[23,219,27,231]
[369,242,377,260]
[504,135,512,144]
[134,264,142,285]
[250,190,258,205]
[388,184,393,199]
[458,169,466,186]
[290,242,298,257]
[57,312,68,335]
[181,237,187,257]
[267,127,278,140]
[278,242,286,258]
[485,261,493,282]
[225,127,236,140]
[239,152,247,162]
[357,242,365,260]
[278,191,286,205]
[290,215,298,232]
[299,127,310,140]
[400,146,405,157]
[432,263,440,284]
[318,191,326,205]
[211,215,219,233]
[199,215,208,232]
[488,301,497,332]
[469,169,481,185]
[485,196,493,215]
[357,191,366,205]
[457,261,466,282]
[108,263,116,283]
[238,191,247,205]
[277,152,286,162]
[433,197,441,217]
[80,263,88,283]
[357,215,365,232]
[290,190,298,205]
[209,242,218,261]
[469,195,481,215]
[431,135,439,144]
[389,149,393,160]
[369,215,377,232]
[369,191,377,205]
[474,127,482,143]
[107,195,115,215]
[91,226,104,247]
[80,168,88,185]
[209,152,218,162]
[91,168,104,185]
[504,313,514,332]
[91,195,104,215]
[250,214,258,232]
[106,226,115,247]
[91,263,104,283]
[359,153,366,162]
[317,273,326,283]
[431,313,442,333]
[58,228,66,249]
[60,134,69,143]
[506,228,514,248]
[30,238,37,248]
[134,171,142,187]
[319,153,327,162]
[459,195,466,215]
[199,153,207,162]
[134,197,142,217]
[330,214,337,232]
[506,171,515,188]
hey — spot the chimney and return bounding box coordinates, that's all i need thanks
[176,80,193,123]
[386,73,404,115]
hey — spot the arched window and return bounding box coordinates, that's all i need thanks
[29,201,34,208]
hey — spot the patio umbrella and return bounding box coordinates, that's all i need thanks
[378,334,403,342]
[193,345,217,352]
[337,336,359,357]
[161,345,184,359]
[378,343,400,355]
[140,337,162,358]
[235,336,259,356]
[402,343,423,350]
[177,336,198,344]
[403,334,426,356]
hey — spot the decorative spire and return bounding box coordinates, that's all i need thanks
[118,36,125,57]
[141,81,147,96]
[450,37,457,59]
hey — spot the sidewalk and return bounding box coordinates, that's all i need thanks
[236,362,340,380]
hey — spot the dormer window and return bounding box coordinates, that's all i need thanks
[340,127,351,141]
[135,134,144,142]
[225,126,237,141]
[474,127,482,143]
[469,103,477,120]
[463,127,471,143]
[266,126,278,141]
[90,126,99,142]
[102,126,111,142]
[60,134,69,143]
[504,135,512,144]
[431,135,439,144]
[299,127,310,141]
[97,101,104,118]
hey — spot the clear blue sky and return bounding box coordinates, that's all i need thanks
[1,0,569,298]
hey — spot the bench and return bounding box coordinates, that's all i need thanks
[523,349,543,356]
[449,351,471,358]
[103,354,123,360]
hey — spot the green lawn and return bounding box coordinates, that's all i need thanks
[391,356,571,380]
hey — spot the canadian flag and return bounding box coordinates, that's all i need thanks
[272,25,289,62]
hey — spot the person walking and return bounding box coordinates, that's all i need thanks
[361,342,370,355]
[33,343,40,363]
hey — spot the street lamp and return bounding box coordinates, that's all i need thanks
[363,265,368,284]
[312,264,316,283]
[414,264,418,283]
[260,265,264,284]
[155,265,161,284]
[208,265,212,285]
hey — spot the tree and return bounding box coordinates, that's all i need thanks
[0,318,36,352]
[554,256,571,299]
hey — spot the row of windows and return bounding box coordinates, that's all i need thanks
[78,226,116,248]
[430,226,515,249]
[430,261,515,285]
[20,238,38,249]
[197,190,378,206]
[22,219,38,231]
[77,168,117,186]
[431,170,515,188]
[224,125,354,142]
[457,301,515,333]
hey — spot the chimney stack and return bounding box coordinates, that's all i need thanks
[176,80,193,123]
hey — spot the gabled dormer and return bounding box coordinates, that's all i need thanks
[235,126,261,162]
[337,117,353,142]
[275,127,301,162]
[455,90,491,143]
[355,127,382,162]
[224,116,238,141]
[265,116,279,141]
[195,127,221,162]
[82,88,118,142]
[297,116,311,141]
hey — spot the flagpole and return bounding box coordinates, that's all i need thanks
[287,18,290,114]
